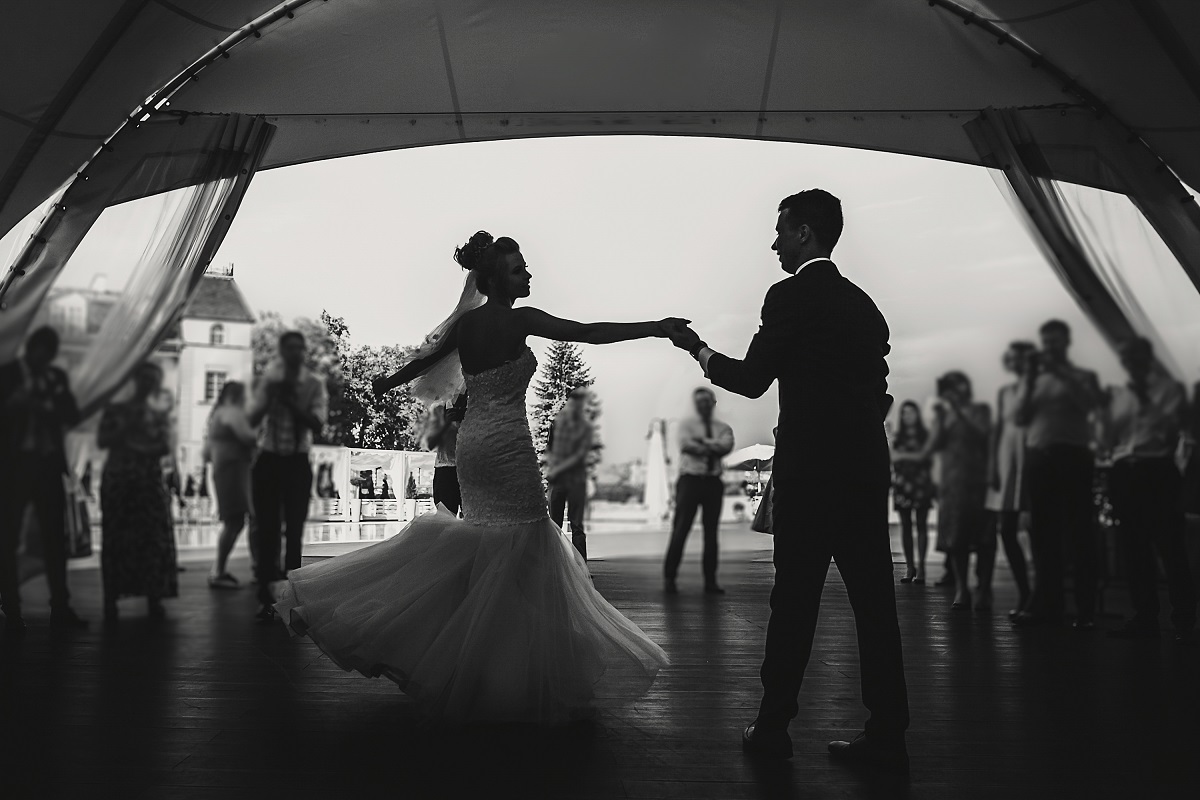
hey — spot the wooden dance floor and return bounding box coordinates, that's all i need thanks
[2,543,1198,800]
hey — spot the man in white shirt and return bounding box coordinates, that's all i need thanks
[248,331,328,620]
[663,387,734,594]
[426,394,466,516]
[1013,319,1103,629]
[546,387,595,559]
[1099,337,1196,643]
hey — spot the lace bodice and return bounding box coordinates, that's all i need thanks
[455,348,549,526]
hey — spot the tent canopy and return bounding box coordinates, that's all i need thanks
[4,0,1200,238]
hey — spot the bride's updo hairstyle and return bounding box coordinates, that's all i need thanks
[454,231,521,296]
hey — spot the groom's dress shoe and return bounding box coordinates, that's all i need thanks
[664,579,679,595]
[741,723,793,760]
[828,734,910,775]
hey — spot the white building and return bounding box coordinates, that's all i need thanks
[37,265,255,476]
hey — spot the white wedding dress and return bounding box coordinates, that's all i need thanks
[274,347,668,724]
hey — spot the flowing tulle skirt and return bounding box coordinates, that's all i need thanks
[274,508,668,725]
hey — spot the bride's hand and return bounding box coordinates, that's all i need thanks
[656,317,691,338]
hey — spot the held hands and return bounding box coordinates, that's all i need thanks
[370,374,391,399]
[658,318,703,353]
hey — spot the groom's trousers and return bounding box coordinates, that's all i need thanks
[756,474,910,743]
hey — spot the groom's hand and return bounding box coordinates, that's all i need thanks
[370,374,390,399]
[669,324,703,352]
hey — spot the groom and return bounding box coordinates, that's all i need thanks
[668,189,910,772]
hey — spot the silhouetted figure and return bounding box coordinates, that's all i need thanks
[1099,338,1197,643]
[427,394,466,515]
[987,342,1035,619]
[97,362,179,622]
[547,387,596,559]
[904,373,993,610]
[890,401,934,584]
[248,331,328,622]
[0,326,87,634]
[1012,320,1103,630]
[203,381,257,589]
[662,387,733,593]
[670,190,909,772]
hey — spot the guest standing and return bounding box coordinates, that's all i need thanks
[987,342,1035,618]
[426,394,466,515]
[546,387,595,559]
[890,401,934,584]
[203,381,257,589]
[904,373,993,611]
[1099,338,1197,642]
[0,326,88,634]
[1012,320,1103,629]
[663,387,734,595]
[97,362,179,622]
[248,331,327,621]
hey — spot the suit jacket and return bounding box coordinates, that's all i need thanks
[0,359,80,464]
[706,260,893,489]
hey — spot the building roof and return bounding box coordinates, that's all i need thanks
[182,275,255,324]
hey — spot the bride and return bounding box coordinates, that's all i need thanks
[273,232,683,725]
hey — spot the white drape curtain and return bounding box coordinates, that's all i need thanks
[0,113,274,414]
[71,177,241,414]
[968,108,1200,383]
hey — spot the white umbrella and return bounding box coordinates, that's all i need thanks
[723,444,775,471]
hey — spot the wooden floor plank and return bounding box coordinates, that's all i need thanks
[2,538,1198,799]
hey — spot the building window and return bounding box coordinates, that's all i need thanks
[209,324,225,345]
[204,371,227,403]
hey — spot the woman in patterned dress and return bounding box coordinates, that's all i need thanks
[986,342,1034,618]
[98,362,179,622]
[890,401,934,583]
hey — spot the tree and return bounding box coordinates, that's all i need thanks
[250,310,424,450]
[529,341,604,473]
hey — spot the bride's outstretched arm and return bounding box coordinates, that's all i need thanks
[373,326,458,396]
[517,308,689,345]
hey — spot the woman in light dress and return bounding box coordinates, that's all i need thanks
[203,381,258,588]
[273,232,677,725]
[895,372,993,610]
[986,342,1034,619]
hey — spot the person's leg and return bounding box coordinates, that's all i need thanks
[31,457,71,611]
[700,476,723,588]
[566,473,588,560]
[915,507,930,581]
[212,518,244,578]
[548,481,568,529]
[1108,461,1157,629]
[282,455,312,574]
[1145,461,1196,634]
[663,477,701,582]
[974,516,997,611]
[951,549,971,607]
[251,454,283,606]
[0,462,33,620]
[897,508,915,580]
[832,483,910,744]
[997,511,1031,609]
[1066,448,1098,623]
[755,507,833,731]
[1025,448,1065,621]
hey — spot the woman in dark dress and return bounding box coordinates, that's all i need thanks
[98,362,179,622]
[898,372,993,610]
[890,401,935,583]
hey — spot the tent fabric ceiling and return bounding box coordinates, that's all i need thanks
[3,0,1200,240]
[0,0,281,236]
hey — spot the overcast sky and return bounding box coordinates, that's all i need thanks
[54,134,1181,464]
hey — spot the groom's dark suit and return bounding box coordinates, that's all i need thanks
[706,259,909,742]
